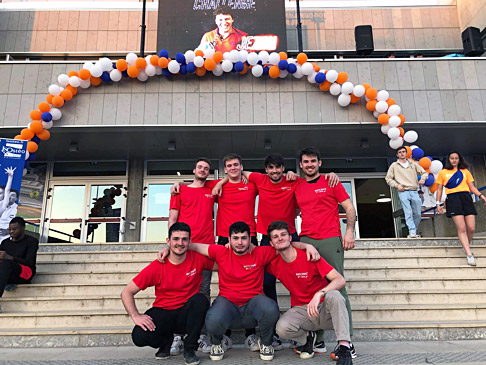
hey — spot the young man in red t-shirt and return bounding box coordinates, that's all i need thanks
[295,147,357,359]
[121,223,214,365]
[266,221,353,365]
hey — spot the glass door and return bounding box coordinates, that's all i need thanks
[141,183,173,242]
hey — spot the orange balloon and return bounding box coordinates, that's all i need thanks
[213,51,223,63]
[127,65,139,78]
[319,80,332,91]
[366,100,378,112]
[38,102,50,112]
[336,72,348,84]
[405,146,412,158]
[52,95,64,107]
[14,135,22,140]
[195,67,206,76]
[67,70,78,77]
[150,55,159,66]
[116,59,128,71]
[350,94,361,103]
[386,98,396,107]
[361,83,371,91]
[398,127,405,137]
[78,69,91,80]
[425,168,431,174]
[378,113,390,125]
[366,87,377,99]
[419,157,432,169]
[60,89,73,101]
[27,141,38,153]
[313,63,320,72]
[30,120,43,133]
[158,57,169,68]
[46,94,54,104]
[37,129,51,141]
[66,85,78,96]
[296,53,307,65]
[429,182,439,194]
[135,57,147,69]
[204,58,216,71]
[90,76,101,86]
[269,65,280,79]
[30,110,42,120]
[240,63,248,74]
[195,50,204,57]
[21,128,34,140]
[279,52,288,60]
[399,114,406,125]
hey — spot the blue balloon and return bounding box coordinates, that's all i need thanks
[234,61,244,72]
[27,152,37,161]
[122,70,129,77]
[412,148,425,160]
[179,65,187,75]
[424,174,435,187]
[426,156,433,161]
[186,62,196,73]
[287,63,297,74]
[32,136,40,144]
[263,66,269,75]
[315,72,326,84]
[41,112,52,122]
[162,69,171,78]
[159,49,169,58]
[278,60,288,70]
[257,60,263,65]
[100,71,111,82]
[175,53,186,64]
[112,62,116,69]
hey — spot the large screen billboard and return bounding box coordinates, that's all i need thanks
[157,0,287,56]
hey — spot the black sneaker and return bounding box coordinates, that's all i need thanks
[183,349,200,365]
[331,343,357,360]
[293,331,316,359]
[314,341,327,353]
[336,345,353,365]
[155,347,170,360]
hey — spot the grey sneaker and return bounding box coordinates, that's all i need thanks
[170,335,184,356]
[221,335,232,351]
[467,255,477,266]
[183,349,200,365]
[197,334,211,353]
[245,334,259,352]
[272,335,283,351]
[258,339,274,361]
[210,344,224,361]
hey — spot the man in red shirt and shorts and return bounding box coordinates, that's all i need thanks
[295,147,357,360]
[121,223,214,365]
[266,221,353,365]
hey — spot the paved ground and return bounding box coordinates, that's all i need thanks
[1,341,486,365]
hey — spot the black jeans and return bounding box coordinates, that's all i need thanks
[132,293,209,351]
[0,259,30,298]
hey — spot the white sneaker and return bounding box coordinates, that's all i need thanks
[170,335,184,356]
[258,339,274,361]
[221,335,232,351]
[467,255,477,266]
[407,232,420,238]
[245,334,259,352]
[210,344,224,361]
[197,334,211,353]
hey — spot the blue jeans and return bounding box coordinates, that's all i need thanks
[205,294,280,346]
[398,190,422,234]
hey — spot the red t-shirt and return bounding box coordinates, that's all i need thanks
[266,248,334,307]
[132,251,214,310]
[170,185,216,244]
[249,172,303,235]
[206,180,258,237]
[295,176,350,240]
[208,244,276,305]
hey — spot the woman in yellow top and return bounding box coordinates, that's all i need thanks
[436,152,486,266]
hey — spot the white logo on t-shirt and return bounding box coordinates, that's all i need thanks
[238,187,249,191]
[243,264,256,270]
[205,194,213,198]
[186,268,197,277]
[314,188,327,194]
[281,187,291,191]
[296,272,308,279]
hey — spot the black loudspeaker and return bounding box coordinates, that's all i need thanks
[355,25,374,55]
[462,26,484,56]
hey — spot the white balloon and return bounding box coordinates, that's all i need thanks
[42,121,53,129]
[58,74,69,87]
[222,59,233,72]
[279,70,288,78]
[388,104,401,116]
[301,62,314,75]
[23,168,27,177]
[341,82,354,95]
[387,127,401,139]
[338,94,351,107]
[239,50,248,62]
[247,53,259,66]
[330,83,341,96]
[168,60,180,74]
[389,138,404,149]
[194,56,204,68]
[381,124,391,135]
[258,51,269,64]
[126,52,138,65]
[212,64,223,76]
[24,151,30,160]
[229,50,240,63]
[99,57,113,71]
[388,115,401,127]
[223,52,230,60]
[430,160,444,175]
[377,90,390,102]
[287,58,296,64]
[268,52,280,65]
[293,65,303,78]
[375,101,389,114]
[27,122,31,129]
[137,70,148,81]
[50,108,62,120]
[69,76,81,87]
[90,65,103,77]
[353,84,365,97]
[326,70,338,83]
[185,50,195,63]
[82,62,94,70]
[373,111,381,118]
[251,64,263,77]
[404,130,418,143]
[145,64,156,76]
[155,67,163,75]
[110,69,122,82]
[79,79,91,89]
[48,84,61,96]
[203,47,215,59]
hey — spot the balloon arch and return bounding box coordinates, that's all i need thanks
[14,49,443,193]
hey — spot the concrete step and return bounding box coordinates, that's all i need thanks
[346,277,486,291]
[345,245,486,258]
[37,251,158,262]
[36,261,151,273]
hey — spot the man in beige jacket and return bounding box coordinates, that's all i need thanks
[385,147,428,238]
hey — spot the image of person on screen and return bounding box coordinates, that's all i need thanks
[199,6,248,53]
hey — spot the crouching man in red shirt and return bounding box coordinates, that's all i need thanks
[121,222,214,365]
[266,221,353,365]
